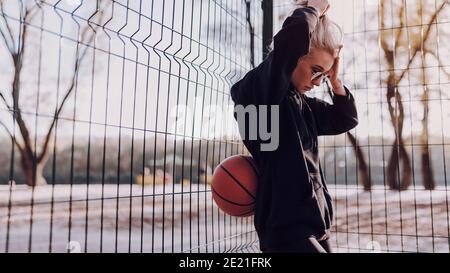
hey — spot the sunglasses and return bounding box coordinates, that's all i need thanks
[311,70,329,82]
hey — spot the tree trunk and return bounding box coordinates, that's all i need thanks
[399,143,412,190]
[386,139,412,190]
[386,141,399,190]
[347,132,372,191]
[420,90,435,190]
[20,152,47,187]
[421,145,435,190]
[385,80,412,191]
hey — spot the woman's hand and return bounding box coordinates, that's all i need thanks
[327,55,346,96]
[307,0,330,17]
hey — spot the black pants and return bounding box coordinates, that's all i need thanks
[262,237,333,253]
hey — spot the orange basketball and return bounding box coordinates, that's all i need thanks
[211,155,258,217]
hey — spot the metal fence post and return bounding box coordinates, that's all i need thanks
[262,0,273,60]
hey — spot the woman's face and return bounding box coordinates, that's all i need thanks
[290,47,335,94]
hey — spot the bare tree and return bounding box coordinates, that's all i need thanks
[324,82,372,190]
[0,0,110,186]
[379,0,449,190]
[418,2,450,190]
[379,1,412,190]
[347,131,372,190]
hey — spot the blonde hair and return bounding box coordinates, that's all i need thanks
[295,1,343,57]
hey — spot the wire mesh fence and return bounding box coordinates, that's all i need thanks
[275,0,450,252]
[0,0,449,253]
[0,0,263,253]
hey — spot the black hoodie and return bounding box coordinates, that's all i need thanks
[230,7,358,252]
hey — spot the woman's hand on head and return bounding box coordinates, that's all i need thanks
[307,0,330,17]
[328,55,346,95]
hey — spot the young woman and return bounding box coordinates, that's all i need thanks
[231,0,358,253]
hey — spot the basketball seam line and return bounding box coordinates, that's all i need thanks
[235,209,254,217]
[219,165,256,200]
[211,185,255,207]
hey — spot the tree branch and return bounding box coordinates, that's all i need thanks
[394,2,405,50]
[379,0,395,73]
[10,2,41,159]
[395,0,448,85]
[16,2,39,63]
[424,48,450,101]
[0,22,13,53]
[38,1,110,163]
[0,90,21,147]
[425,49,450,80]
[0,91,13,112]
[0,0,15,52]
[0,119,23,151]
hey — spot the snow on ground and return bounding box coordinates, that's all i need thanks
[0,184,448,253]
[330,185,450,253]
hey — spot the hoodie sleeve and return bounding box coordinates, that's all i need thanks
[230,7,319,106]
[303,86,359,136]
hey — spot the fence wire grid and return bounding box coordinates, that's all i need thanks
[0,0,449,253]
